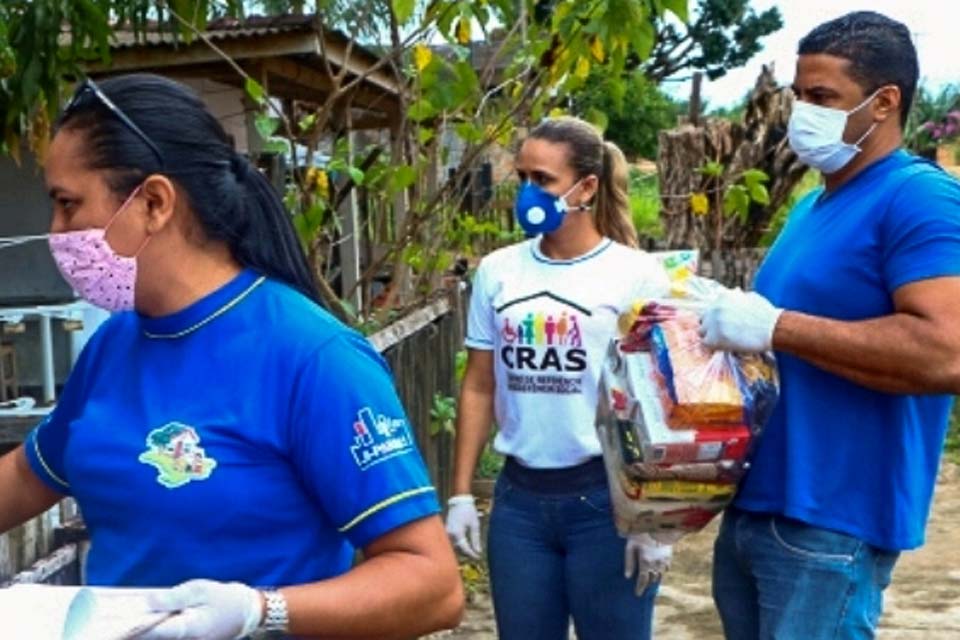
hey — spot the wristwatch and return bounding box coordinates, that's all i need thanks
[252,589,289,638]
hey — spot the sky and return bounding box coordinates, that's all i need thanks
[666,0,960,109]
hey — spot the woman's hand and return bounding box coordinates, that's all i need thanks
[135,579,262,640]
[445,494,483,559]
[624,533,673,596]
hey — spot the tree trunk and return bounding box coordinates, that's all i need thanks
[657,65,808,250]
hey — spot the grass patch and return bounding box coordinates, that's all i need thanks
[477,438,504,478]
[629,167,662,240]
[946,402,960,464]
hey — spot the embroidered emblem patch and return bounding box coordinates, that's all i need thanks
[138,422,218,489]
[350,407,414,470]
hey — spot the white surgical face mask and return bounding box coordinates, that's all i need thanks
[787,89,881,174]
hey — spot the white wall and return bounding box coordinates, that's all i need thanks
[176,76,257,154]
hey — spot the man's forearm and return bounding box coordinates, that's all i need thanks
[773,310,960,394]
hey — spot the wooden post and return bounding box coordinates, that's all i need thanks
[339,115,363,313]
[689,71,703,127]
[388,114,413,305]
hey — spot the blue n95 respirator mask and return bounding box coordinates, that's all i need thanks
[514,180,586,236]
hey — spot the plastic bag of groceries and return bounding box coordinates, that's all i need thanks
[596,273,779,537]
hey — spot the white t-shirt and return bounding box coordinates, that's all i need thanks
[465,237,670,468]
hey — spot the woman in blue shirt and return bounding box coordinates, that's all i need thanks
[0,73,462,639]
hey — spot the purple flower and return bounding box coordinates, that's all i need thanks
[933,126,944,139]
[948,111,960,122]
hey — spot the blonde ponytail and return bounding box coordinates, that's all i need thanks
[595,141,638,248]
[528,116,639,247]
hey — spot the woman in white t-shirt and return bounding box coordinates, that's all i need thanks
[445,116,672,640]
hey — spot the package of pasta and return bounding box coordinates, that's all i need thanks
[595,275,779,538]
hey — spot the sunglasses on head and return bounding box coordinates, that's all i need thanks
[64,78,166,168]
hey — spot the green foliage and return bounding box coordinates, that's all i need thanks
[628,168,662,239]
[947,403,960,465]
[429,392,457,437]
[1,0,694,323]
[571,71,681,159]
[454,349,467,384]
[692,161,771,248]
[905,83,960,153]
[391,0,416,25]
[0,0,230,158]
[640,0,783,82]
[476,441,505,479]
[759,169,820,247]
[709,96,748,122]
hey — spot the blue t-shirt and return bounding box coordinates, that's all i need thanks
[25,269,439,586]
[740,150,960,551]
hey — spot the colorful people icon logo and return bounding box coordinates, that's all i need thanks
[534,312,546,345]
[567,314,582,348]
[501,318,518,343]
[522,312,535,346]
[545,315,557,345]
[557,311,569,345]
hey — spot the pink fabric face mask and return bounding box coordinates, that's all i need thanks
[48,186,148,312]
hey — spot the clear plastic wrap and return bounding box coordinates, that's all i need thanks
[596,275,779,537]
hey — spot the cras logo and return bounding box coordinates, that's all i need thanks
[350,407,415,471]
[496,291,590,394]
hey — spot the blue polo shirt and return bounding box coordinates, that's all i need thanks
[25,269,439,586]
[738,150,960,551]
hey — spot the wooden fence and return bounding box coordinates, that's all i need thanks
[0,288,466,585]
[369,288,465,506]
[698,248,767,290]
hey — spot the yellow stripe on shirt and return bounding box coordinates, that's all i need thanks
[32,432,70,489]
[338,486,437,533]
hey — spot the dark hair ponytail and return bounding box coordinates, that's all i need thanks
[55,73,320,303]
[223,153,318,302]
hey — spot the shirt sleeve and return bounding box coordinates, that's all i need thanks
[288,331,440,549]
[23,321,108,495]
[464,258,497,350]
[882,167,960,293]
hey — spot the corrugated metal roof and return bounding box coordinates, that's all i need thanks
[110,15,318,49]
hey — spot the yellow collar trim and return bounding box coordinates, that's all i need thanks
[143,276,266,339]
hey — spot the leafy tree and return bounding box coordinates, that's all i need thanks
[904,83,960,153]
[0,0,689,322]
[533,0,780,82]
[571,70,681,159]
[708,98,747,123]
[640,0,782,82]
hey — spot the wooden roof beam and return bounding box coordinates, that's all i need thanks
[88,31,400,96]
[262,58,399,115]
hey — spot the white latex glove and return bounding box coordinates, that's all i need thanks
[699,288,783,353]
[135,580,262,640]
[445,494,482,559]
[624,533,673,596]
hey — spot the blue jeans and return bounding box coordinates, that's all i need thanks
[713,507,900,640]
[487,470,658,640]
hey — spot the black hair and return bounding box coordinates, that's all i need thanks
[55,73,320,303]
[798,11,918,127]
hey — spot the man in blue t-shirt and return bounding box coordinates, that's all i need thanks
[700,11,960,639]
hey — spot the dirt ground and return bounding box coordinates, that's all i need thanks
[430,462,960,639]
